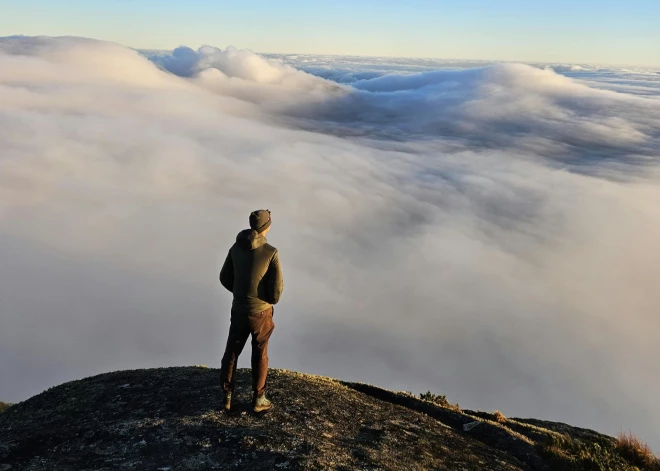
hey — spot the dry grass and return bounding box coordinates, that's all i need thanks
[0,401,12,413]
[615,432,660,469]
[419,391,461,411]
[492,410,507,424]
[540,433,635,471]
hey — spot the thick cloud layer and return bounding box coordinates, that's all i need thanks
[2,37,660,449]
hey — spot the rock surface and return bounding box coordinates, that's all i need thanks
[0,367,652,470]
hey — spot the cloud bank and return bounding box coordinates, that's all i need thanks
[1,37,660,449]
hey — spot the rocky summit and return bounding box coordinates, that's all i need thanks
[0,367,657,470]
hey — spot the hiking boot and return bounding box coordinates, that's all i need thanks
[223,392,232,412]
[253,393,272,413]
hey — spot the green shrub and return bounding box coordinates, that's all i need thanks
[0,401,12,413]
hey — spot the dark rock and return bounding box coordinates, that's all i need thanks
[0,367,651,470]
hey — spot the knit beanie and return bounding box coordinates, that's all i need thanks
[249,209,271,233]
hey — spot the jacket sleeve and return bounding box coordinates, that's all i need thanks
[267,250,284,305]
[219,250,234,293]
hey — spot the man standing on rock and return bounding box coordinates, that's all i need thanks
[219,209,283,413]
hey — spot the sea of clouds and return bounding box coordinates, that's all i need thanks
[1,36,659,448]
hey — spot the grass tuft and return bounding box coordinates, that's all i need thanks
[615,432,660,470]
[419,391,461,411]
[492,410,507,423]
[539,432,660,471]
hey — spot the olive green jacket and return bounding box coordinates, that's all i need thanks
[220,229,284,315]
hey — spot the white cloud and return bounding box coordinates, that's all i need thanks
[1,36,660,450]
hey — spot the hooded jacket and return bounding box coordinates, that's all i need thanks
[220,229,283,315]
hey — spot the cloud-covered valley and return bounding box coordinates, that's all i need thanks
[1,37,659,448]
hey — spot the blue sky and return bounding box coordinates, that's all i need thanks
[1,0,659,65]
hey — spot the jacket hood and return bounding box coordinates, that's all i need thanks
[236,229,268,251]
